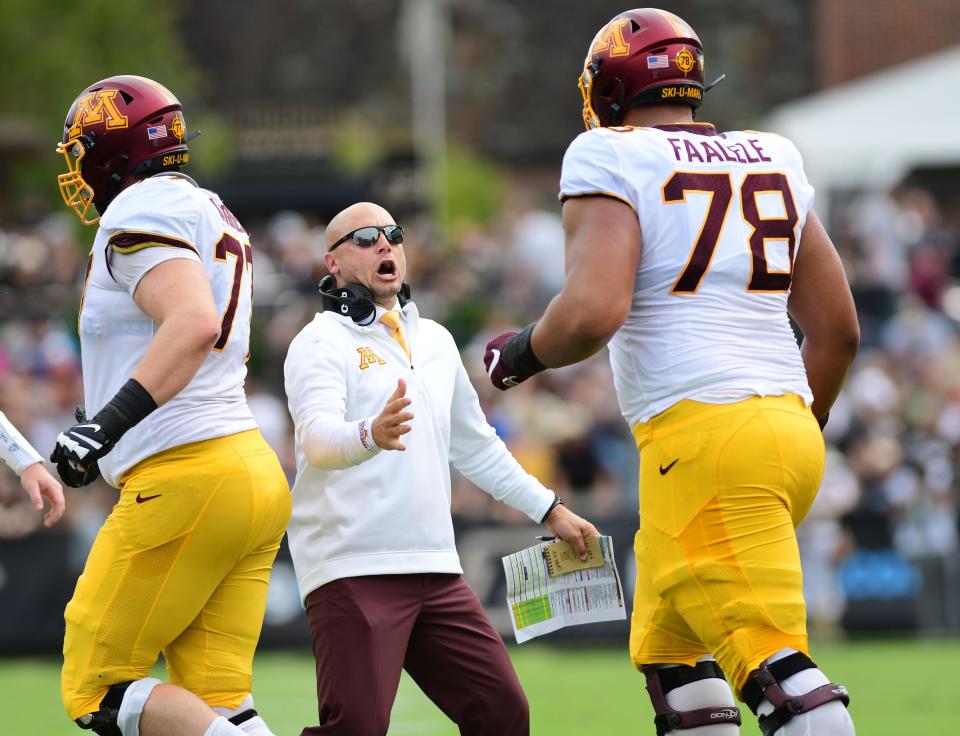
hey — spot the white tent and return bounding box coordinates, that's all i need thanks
[762,45,960,198]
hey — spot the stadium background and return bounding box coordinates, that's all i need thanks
[1,0,959,732]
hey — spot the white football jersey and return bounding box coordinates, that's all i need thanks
[80,173,257,487]
[559,123,815,427]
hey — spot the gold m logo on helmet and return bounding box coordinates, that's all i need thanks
[592,18,631,58]
[676,49,696,74]
[67,90,128,139]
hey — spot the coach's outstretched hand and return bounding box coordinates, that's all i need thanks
[544,504,601,561]
[372,379,414,451]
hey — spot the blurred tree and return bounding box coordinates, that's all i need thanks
[329,113,390,176]
[436,142,504,237]
[0,0,200,219]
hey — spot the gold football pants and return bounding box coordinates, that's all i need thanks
[62,429,291,720]
[629,394,824,694]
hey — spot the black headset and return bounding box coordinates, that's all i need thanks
[318,274,411,326]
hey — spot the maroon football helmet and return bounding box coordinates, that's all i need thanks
[56,75,193,224]
[579,8,712,129]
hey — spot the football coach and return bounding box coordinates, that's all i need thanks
[283,201,598,736]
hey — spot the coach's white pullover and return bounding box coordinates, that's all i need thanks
[284,301,555,602]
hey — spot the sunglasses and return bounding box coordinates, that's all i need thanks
[329,224,404,252]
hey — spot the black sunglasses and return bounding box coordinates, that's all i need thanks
[329,224,404,252]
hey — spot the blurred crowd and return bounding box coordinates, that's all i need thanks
[1,182,959,632]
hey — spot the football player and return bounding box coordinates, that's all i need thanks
[0,410,64,526]
[52,76,289,736]
[484,9,858,736]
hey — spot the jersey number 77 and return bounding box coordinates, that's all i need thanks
[213,232,253,352]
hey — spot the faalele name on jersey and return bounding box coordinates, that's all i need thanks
[666,136,773,165]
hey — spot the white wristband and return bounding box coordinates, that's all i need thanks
[358,417,380,453]
[0,410,43,476]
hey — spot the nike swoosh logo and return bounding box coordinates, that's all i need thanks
[57,433,93,458]
[659,459,679,475]
[487,348,502,376]
[135,493,162,504]
[488,348,520,387]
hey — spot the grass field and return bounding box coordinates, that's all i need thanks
[4,637,957,734]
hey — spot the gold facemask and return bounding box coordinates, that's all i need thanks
[56,139,99,225]
[578,65,601,130]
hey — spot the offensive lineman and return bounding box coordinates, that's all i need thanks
[51,76,289,736]
[484,9,858,736]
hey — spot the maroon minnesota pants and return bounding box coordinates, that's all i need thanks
[300,573,529,736]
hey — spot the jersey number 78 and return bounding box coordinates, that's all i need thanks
[665,171,798,294]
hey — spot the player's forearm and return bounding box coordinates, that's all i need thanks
[531,293,620,367]
[131,315,220,405]
[801,337,857,422]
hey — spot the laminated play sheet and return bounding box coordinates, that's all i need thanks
[502,535,626,643]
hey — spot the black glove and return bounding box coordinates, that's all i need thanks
[51,406,105,487]
[50,378,158,488]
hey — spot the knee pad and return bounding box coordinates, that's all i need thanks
[741,651,850,736]
[75,678,162,736]
[643,661,742,735]
[213,695,276,736]
[204,717,246,736]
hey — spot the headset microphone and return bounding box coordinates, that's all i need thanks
[318,274,411,325]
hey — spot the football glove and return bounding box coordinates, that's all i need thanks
[51,406,105,487]
[50,379,158,487]
[483,324,547,391]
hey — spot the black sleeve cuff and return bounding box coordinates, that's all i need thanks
[503,323,547,378]
[93,378,158,442]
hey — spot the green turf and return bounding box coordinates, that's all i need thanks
[5,638,958,734]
